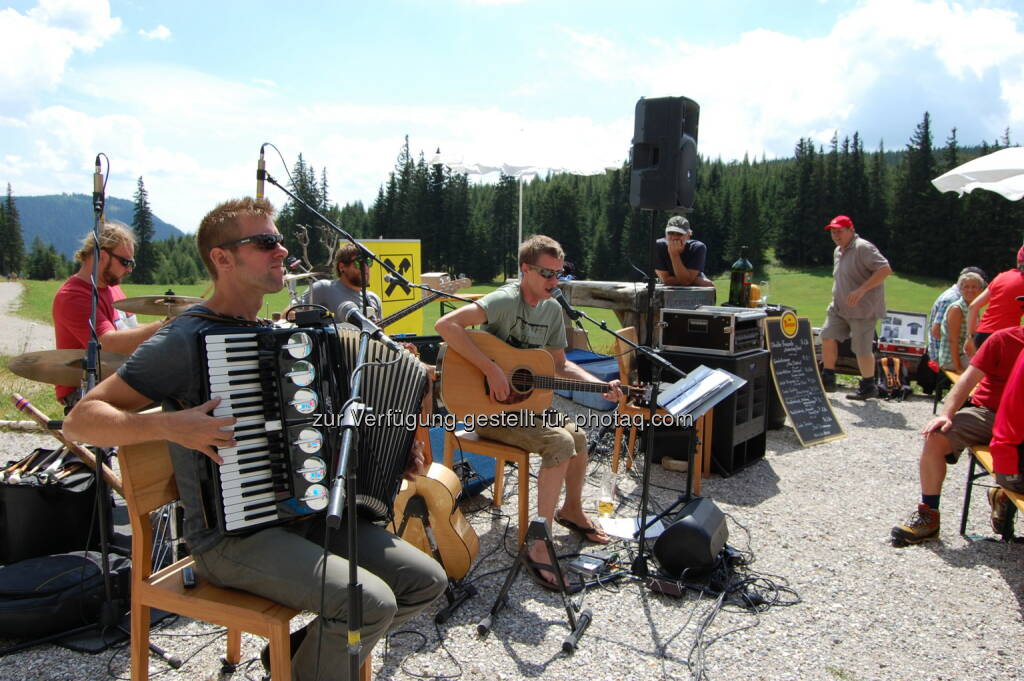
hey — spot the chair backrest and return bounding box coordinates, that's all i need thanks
[615,326,639,386]
[119,440,178,579]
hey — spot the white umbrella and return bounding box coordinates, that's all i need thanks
[931,146,1024,201]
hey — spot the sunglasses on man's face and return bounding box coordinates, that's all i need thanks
[347,258,373,268]
[527,264,563,279]
[216,233,285,251]
[103,249,136,269]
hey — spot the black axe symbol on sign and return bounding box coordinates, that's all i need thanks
[384,257,413,296]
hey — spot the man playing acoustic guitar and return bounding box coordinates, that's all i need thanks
[435,235,622,590]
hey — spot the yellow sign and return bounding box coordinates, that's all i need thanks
[780,310,799,338]
[359,239,422,336]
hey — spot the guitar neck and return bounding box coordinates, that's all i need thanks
[380,291,442,329]
[518,374,613,394]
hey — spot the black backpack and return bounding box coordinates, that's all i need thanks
[876,356,912,401]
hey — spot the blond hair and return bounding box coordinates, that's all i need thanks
[196,197,276,278]
[518,234,564,267]
[74,221,135,263]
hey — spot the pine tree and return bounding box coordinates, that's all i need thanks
[2,184,25,276]
[131,176,156,283]
[890,112,938,275]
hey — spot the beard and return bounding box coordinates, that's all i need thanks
[102,262,122,287]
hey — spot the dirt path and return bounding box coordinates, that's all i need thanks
[0,281,54,356]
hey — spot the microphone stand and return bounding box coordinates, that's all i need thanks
[262,171,413,311]
[325,329,371,680]
[1,156,178,669]
[264,165,382,679]
[554,299,685,577]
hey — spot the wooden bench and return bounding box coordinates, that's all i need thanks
[959,444,1024,540]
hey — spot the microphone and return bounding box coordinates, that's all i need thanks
[383,273,411,295]
[256,146,266,199]
[550,287,581,320]
[92,155,104,218]
[337,301,403,354]
[286,257,309,273]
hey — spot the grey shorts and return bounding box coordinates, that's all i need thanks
[941,406,995,454]
[820,306,877,356]
[474,411,587,469]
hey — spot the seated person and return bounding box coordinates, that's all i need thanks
[654,216,714,287]
[927,266,987,360]
[937,271,985,373]
[64,197,445,680]
[52,221,164,410]
[301,242,382,319]
[891,323,1024,546]
[435,234,621,589]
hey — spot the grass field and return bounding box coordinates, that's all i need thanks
[4,267,950,423]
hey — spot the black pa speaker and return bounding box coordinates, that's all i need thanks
[652,497,728,576]
[629,96,700,211]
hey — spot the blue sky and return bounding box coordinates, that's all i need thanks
[2,0,1023,233]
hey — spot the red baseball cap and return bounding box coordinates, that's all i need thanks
[825,215,854,230]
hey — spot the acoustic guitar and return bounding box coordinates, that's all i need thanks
[436,330,644,418]
[389,427,479,580]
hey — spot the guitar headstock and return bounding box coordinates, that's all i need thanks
[438,277,472,295]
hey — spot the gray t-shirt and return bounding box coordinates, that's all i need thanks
[301,279,382,320]
[830,235,889,320]
[477,281,567,350]
[117,305,272,554]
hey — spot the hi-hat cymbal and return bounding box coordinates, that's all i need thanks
[113,295,204,316]
[7,350,128,387]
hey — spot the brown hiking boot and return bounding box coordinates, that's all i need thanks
[891,504,940,546]
[987,487,1014,535]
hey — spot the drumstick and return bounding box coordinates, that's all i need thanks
[11,393,123,496]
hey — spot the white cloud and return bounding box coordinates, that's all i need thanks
[562,0,1024,159]
[138,24,171,41]
[0,0,120,95]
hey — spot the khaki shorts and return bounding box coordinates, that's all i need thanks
[820,305,877,356]
[474,411,587,469]
[941,406,995,454]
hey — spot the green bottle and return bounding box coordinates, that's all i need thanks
[728,246,753,307]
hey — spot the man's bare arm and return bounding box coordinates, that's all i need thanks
[435,303,511,401]
[63,374,236,462]
[96,320,164,355]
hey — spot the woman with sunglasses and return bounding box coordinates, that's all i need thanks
[51,220,165,411]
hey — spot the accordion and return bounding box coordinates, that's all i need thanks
[200,322,427,535]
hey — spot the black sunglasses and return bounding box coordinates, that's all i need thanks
[527,264,563,279]
[103,248,136,269]
[216,233,285,251]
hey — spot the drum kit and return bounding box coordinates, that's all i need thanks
[6,294,205,388]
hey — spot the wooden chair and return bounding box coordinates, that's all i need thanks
[610,327,712,494]
[443,429,531,546]
[119,439,370,681]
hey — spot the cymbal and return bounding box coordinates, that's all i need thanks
[113,295,204,316]
[7,350,128,387]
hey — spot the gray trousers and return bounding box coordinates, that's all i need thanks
[192,516,447,681]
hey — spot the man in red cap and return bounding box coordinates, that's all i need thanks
[819,215,892,399]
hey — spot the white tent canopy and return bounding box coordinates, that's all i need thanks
[931,146,1024,201]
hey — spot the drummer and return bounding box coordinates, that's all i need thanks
[299,242,382,319]
[52,221,164,410]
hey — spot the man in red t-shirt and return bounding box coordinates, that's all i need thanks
[52,221,163,409]
[891,324,1024,546]
[965,245,1024,354]
[990,299,1024,517]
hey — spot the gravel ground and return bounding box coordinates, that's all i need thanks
[0,281,1021,681]
[0,282,53,356]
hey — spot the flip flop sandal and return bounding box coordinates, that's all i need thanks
[554,511,611,544]
[523,558,582,594]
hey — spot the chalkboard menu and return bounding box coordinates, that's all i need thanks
[764,312,846,446]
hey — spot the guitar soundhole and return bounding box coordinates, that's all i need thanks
[509,368,534,394]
